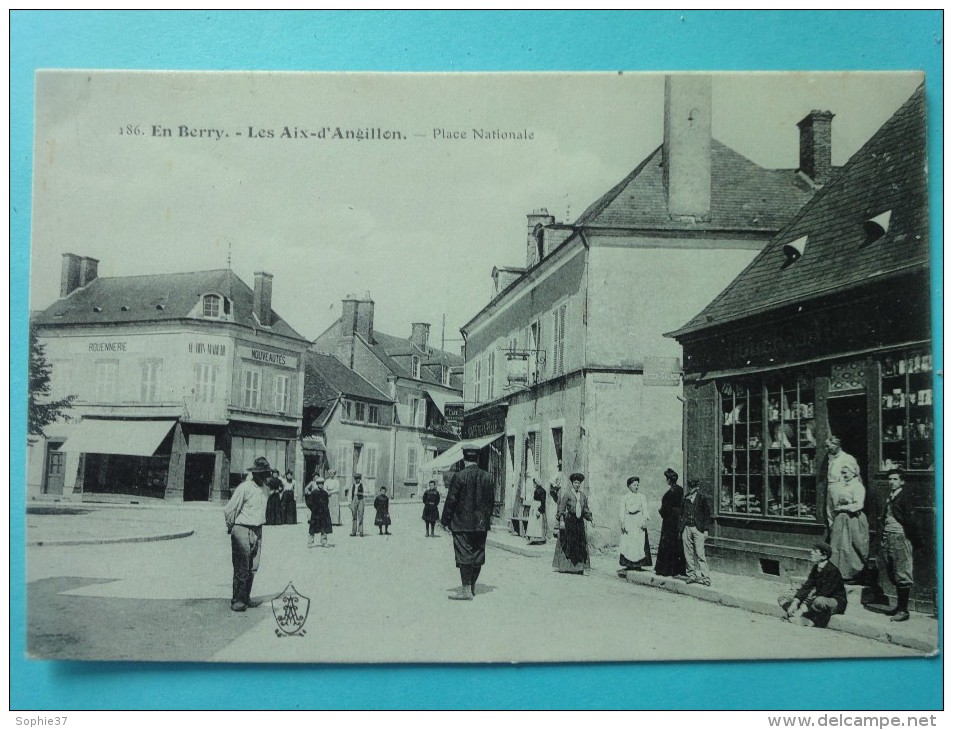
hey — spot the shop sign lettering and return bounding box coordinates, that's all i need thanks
[188,341,228,356]
[88,341,127,352]
[238,345,298,369]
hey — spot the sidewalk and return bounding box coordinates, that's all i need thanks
[25,502,199,547]
[486,528,939,655]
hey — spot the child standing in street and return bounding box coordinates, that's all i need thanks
[374,487,392,535]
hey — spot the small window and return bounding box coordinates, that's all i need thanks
[355,402,366,422]
[443,367,452,386]
[274,375,290,413]
[203,294,221,318]
[342,400,353,420]
[368,404,380,424]
[411,356,421,379]
[242,369,261,409]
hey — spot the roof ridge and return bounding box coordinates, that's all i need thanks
[575,144,663,226]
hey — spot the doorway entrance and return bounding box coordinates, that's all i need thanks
[184,453,216,501]
[44,442,65,495]
[827,394,868,487]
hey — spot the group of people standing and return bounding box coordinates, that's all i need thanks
[302,471,393,546]
[537,466,710,585]
[264,470,299,526]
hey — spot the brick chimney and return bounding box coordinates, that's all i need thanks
[492,266,525,295]
[79,256,99,288]
[60,253,81,297]
[253,271,274,326]
[663,75,712,220]
[355,296,374,341]
[340,297,359,337]
[798,110,834,185]
[525,209,555,268]
[411,322,430,352]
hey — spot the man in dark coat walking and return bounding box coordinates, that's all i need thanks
[441,447,496,601]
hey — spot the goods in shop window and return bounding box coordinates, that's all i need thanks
[771,423,794,448]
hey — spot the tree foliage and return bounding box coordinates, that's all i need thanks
[28,325,75,436]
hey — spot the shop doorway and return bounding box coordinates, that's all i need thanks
[184,453,216,502]
[44,442,65,495]
[827,394,868,486]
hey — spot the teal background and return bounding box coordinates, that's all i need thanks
[10,10,943,710]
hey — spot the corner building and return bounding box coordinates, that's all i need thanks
[30,256,309,502]
[462,76,829,548]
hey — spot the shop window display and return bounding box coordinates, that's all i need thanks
[720,384,763,515]
[766,378,816,520]
[720,377,816,521]
[880,349,934,472]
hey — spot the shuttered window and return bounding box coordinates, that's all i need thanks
[552,304,566,376]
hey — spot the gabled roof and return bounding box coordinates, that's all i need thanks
[575,140,817,231]
[33,268,307,341]
[304,352,393,406]
[315,319,463,390]
[669,85,927,338]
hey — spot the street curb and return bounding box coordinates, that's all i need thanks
[486,535,546,558]
[487,538,936,654]
[28,529,195,548]
[617,570,937,655]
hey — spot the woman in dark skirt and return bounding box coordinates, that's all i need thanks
[553,473,593,574]
[305,476,333,548]
[265,475,283,526]
[280,470,298,525]
[654,467,687,577]
[374,487,392,535]
[422,480,441,537]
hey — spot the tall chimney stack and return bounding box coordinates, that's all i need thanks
[253,271,274,326]
[355,296,374,341]
[410,322,431,352]
[525,209,555,268]
[797,110,834,186]
[60,253,81,298]
[79,256,99,288]
[663,75,712,220]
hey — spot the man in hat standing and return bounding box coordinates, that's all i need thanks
[224,456,272,612]
[441,447,496,600]
[348,472,366,537]
[878,469,919,622]
[778,542,847,628]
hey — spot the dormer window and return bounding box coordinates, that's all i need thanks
[443,366,452,386]
[411,355,421,379]
[203,294,221,318]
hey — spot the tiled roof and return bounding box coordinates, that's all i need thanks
[575,140,817,231]
[670,85,927,337]
[304,352,393,406]
[33,268,307,341]
[315,319,463,389]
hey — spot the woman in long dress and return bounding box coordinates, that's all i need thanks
[526,478,548,545]
[324,470,342,526]
[265,475,283,525]
[280,470,297,525]
[655,467,687,577]
[827,462,869,581]
[618,476,652,574]
[553,473,593,574]
[305,476,333,548]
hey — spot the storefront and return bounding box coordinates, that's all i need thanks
[679,277,934,611]
[460,402,508,515]
[672,85,933,612]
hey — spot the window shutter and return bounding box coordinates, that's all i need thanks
[685,380,719,503]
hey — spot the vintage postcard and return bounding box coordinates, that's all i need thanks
[26,70,936,663]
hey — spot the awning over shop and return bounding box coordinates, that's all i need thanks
[301,436,327,454]
[420,432,503,471]
[62,419,176,457]
[424,389,461,417]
